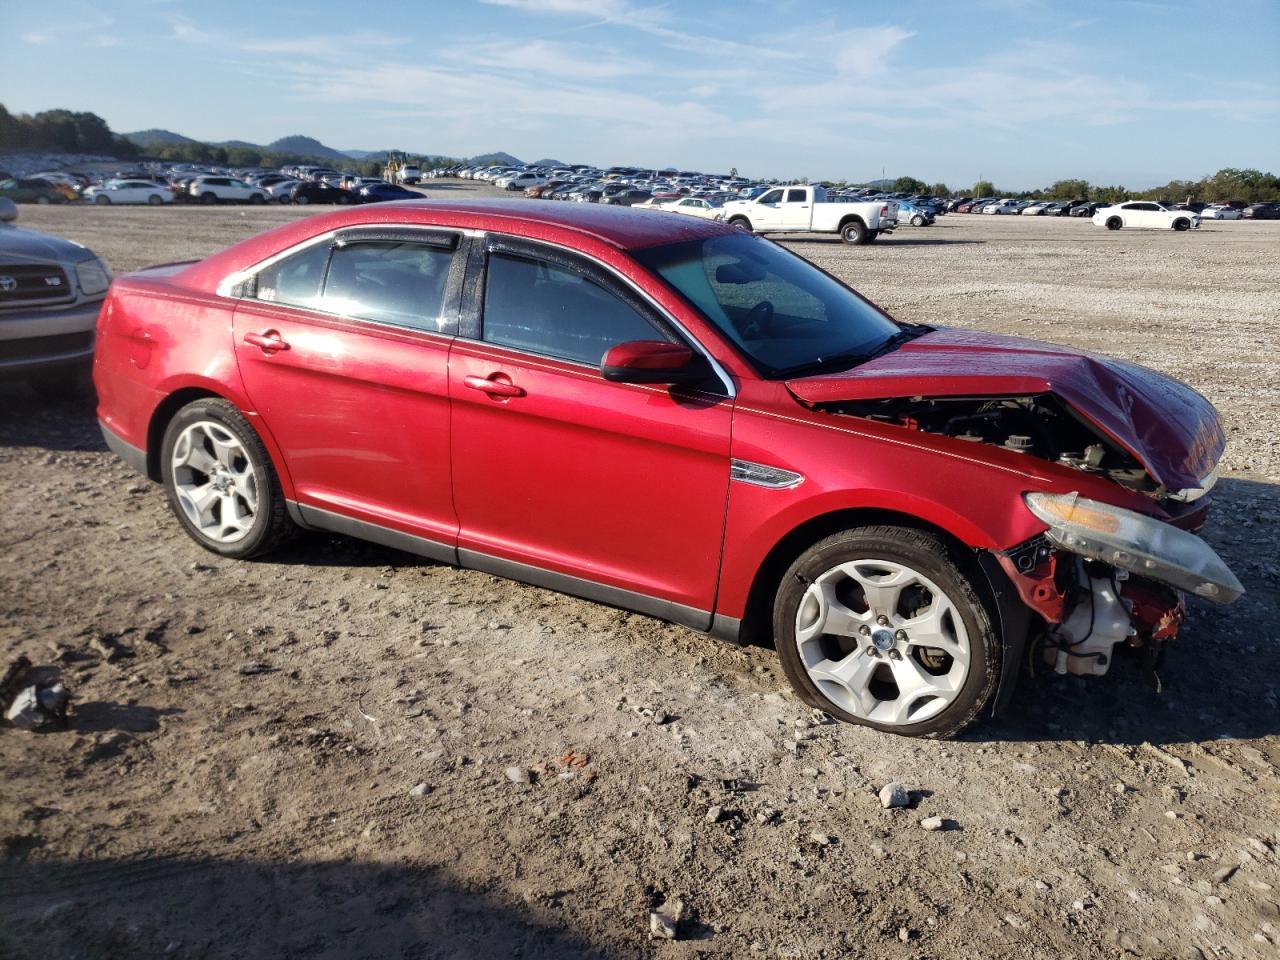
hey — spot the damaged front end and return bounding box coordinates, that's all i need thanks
[784,327,1243,684]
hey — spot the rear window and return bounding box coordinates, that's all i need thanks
[252,243,330,308]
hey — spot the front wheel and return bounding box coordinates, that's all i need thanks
[1105,217,1122,230]
[911,214,924,226]
[840,219,869,244]
[160,398,295,559]
[772,526,999,739]
[728,216,753,233]
[294,194,310,205]
[147,194,163,206]
[94,195,110,205]
[1173,218,1190,231]
[201,192,218,205]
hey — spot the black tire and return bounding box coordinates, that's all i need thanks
[294,194,310,205]
[840,219,869,244]
[250,193,265,205]
[201,192,218,205]
[279,195,292,204]
[160,398,295,560]
[336,195,351,205]
[36,196,51,205]
[728,216,753,233]
[1173,218,1190,231]
[147,194,163,206]
[772,526,1000,739]
[1105,217,1122,230]
[911,214,924,226]
[94,195,110,205]
[865,230,880,243]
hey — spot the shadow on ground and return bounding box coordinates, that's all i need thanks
[1,856,625,960]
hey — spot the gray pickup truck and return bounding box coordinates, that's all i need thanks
[0,198,110,391]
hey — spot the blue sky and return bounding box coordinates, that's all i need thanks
[2,0,1277,188]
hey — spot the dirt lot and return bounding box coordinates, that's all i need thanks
[3,184,1279,959]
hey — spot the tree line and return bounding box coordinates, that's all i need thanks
[851,171,1280,204]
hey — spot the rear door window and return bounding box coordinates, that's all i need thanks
[250,243,331,309]
[319,240,456,332]
[786,189,807,202]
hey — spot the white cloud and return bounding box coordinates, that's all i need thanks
[22,32,51,44]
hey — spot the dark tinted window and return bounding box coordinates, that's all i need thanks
[760,189,783,203]
[320,241,454,331]
[252,243,330,308]
[786,188,807,202]
[482,252,662,365]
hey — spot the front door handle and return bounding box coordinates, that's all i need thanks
[463,374,525,398]
[243,330,290,353]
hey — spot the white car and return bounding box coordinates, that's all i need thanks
[265,180,301,202]
[983,199,1022,215]
[664,197,725,220]
[1092,201,1200,231]
[83,179,174,206]
[188,176,267,205]
[497,172,547,191]
[1020,201,1052,216]
[1199,205,1243,220]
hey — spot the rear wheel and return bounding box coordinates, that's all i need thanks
[1106,216,1122,230]
[840,219,869,245]
[772,526,999,739]
[147,194,162,206]
[911,214,924,226]
[201,192,218,205]
[36,196,51,205]
[1173,218,1190,231]
[728,216,752,233]
[160,398,295,559]
[94,195,111,205]
[249,193,265,205]
[294,194,310,205]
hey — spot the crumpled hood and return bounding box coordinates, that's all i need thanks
[786,327,1224,492]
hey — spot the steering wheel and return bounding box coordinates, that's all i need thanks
[737,300,774,341]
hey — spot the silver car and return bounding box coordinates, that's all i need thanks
[0,198,110,389]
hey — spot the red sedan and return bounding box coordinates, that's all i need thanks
[92,200,1242,737]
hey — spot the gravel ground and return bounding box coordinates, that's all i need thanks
[3,184,1279,959]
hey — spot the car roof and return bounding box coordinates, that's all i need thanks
[173,199,736,293]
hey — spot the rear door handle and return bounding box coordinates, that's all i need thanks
[463,374,525,398]
[243,330,290,353]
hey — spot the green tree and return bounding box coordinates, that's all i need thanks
[928,182,950,198]
[1091,184,1130,203]
[893,175,927,194]
[1048,178,1090,200]
[973,180,995,197]
[729,166,738,177]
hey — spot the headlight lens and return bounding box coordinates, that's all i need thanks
[1023,492,1243,604]
[75,257,111,296]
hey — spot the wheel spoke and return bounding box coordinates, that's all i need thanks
[847,563,915,618]
[809,652,879,716]
[178,482,219,527]
[796,580,872,643]
[887,655,956,724]
[900,604,969,666]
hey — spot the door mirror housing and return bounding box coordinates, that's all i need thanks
[601,340,704,384]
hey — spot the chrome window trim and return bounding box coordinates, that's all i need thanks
[470,230,737,399]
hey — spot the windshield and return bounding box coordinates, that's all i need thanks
[633,232,901,378]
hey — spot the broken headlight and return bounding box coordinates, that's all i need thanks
[1023,491,1244,604]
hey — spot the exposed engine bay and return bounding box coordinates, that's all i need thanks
[824,393,1161,497]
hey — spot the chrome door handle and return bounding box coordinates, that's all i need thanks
[243,330,290,353]
[463,374,525,398]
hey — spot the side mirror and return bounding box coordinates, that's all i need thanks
[601,340,704,384]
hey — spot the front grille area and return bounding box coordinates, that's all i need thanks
[0,263,74,306]
[0,331,93,364]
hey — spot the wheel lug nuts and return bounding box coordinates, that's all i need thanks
[894,629,908,642]
[888,649,902,661]
[858,625,871,636]
[876,615,890,626]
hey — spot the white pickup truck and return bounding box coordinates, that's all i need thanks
[721,185,897,244]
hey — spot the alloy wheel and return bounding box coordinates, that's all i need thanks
[170,421,259,544]
[794,558,970,726]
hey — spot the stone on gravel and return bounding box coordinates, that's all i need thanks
[504,766,531,784]
[238,661,270,675]
[1213,865,1237,884]
[409,782,432,797]
[705,805,723,824]
[809,831,832,847]
[920,815,947,832]
[648,898,685,940]
[879,782,910,809]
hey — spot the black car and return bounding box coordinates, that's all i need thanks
[1069,201,1105,218]
[1242,202,1280,219]
[357,182,422,204]
[289,181,354,205]
[600,189,653,206]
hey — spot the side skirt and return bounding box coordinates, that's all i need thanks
[287,501,718,635]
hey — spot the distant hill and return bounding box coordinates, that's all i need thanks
[265,135,350,162]
[470,151,521,167]
[216,139,260,150]
[124,129,197,149]
[529,158,565,167]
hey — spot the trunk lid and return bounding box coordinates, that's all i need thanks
[785,327,1224,492]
